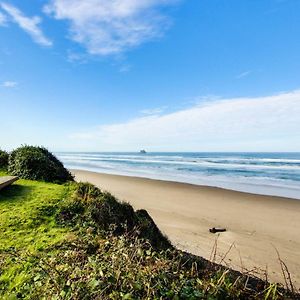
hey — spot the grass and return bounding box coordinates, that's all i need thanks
[0,175,67,251]
[0,171,70,298]
[0,170,298,299]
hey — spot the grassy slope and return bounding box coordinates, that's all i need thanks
[0,171,295,299]
[0,171,69,298]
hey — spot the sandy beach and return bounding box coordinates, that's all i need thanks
[72,169,300,288]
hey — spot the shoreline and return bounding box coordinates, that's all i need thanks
[64,165,300,200]
[72,169,300,288]
[71,167,300,201]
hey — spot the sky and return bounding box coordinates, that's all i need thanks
[0,0,300,152]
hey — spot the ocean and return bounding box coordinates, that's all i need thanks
[56,152,300,200]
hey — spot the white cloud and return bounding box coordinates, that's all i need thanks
[44,0,176,55]
[1,80,17,88]
[0,10,7,25]
[236,70,252,79]
[140,106,167,115]
[0,2,52,46]
[70,90,300,151]
[119,64,132,73]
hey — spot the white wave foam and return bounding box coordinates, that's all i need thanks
[59,156,300,171]
[58,152,300,199]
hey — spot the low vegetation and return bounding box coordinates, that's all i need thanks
[1,175,298,299]
[57,182,172,251]
[0,146,298,299]
[8,145,73,183]
[0,150,9,170]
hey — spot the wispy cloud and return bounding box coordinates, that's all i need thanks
[44,0,177,56]
[236,70,252,79]
[140,106,167,115]
[1,80,17,88]
[0,2,52,47]
[70,90,300,151]
[66,51,88,63]
[119,64,132,73]
[0,10,7,25]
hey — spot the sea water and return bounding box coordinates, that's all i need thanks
[56,152,300,200]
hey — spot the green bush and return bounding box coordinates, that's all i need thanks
[8,145,73,183]
[57,182,172,249]
[0,149,9,169]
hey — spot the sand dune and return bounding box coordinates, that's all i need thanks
[72,169,300,289]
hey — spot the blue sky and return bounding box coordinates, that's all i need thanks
[0,0,300,151]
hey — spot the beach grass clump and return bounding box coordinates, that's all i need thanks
[8,145,73,183]
[5,234,246,299]
[57,182,172,250]
[2,226,291,299]
[0,149,9,170]
[57,182,136,233]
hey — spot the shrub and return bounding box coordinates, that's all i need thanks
[8,145,73,183]
[57,182,172,249]
[0,149,9,169]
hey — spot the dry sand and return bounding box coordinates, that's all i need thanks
[72,169,300,288]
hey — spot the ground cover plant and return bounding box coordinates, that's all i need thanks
[0,169,298,299]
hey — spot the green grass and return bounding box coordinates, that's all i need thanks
[0,171,70,298]
[0,171,296,299]
[0,175,67,251]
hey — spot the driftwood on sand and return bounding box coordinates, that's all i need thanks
[209,227,227,234]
